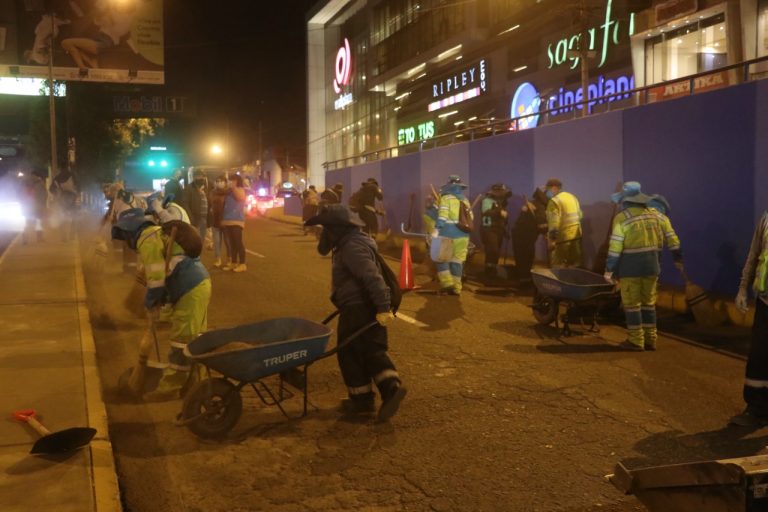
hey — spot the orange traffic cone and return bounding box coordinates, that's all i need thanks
[399,239,414,290]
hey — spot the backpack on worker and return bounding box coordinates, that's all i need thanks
[373,250,403,314]
[457,198,474,233]
[161,220,202,258]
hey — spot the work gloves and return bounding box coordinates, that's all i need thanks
[376,311,395,326]
[735,288,749,314]
[144,286,167,310]
[603,272,615,283]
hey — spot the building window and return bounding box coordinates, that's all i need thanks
[644,13,726,84]
[759,0,768,58]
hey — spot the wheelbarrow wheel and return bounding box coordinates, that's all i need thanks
[182,378,242,439]
[532,294,558,325]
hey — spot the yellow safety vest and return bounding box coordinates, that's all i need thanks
[754,221,768,294]
[546,191,582,242]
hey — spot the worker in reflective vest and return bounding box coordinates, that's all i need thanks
[604,182,682,351]
[433,175,472,295]
[731,211,768,426]
[544,178,583,268]
[112,208,211,401]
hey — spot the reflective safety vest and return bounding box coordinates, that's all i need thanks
[754,220,768,294]
[437,193,471,239]
[606,206,681,277]
[136,226,186,292]
[546,191,582,242]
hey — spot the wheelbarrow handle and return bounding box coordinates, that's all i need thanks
[12,409,51,436]
[321,310,340,325]
[319,320,380,360]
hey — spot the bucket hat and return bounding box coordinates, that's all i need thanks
[611,181,654,205]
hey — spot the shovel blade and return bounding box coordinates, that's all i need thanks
[30,427,97,455]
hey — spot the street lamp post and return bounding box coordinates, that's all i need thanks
[47,9,58,181]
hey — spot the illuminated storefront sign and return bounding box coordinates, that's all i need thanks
[546,0,635,70]
[648,71,728,102]
[428,59,487,112]
[509,82,541,130]
[547,75,634,115]
[397,120,436,145]
[333,38,353,110]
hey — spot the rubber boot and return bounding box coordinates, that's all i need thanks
[340,391,376,414]
[377,378,407,422]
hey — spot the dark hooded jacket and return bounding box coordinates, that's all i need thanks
[331,229,391,313]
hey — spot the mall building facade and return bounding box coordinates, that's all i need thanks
[306,0,768,187]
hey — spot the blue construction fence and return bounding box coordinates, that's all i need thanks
[324,78,768,295]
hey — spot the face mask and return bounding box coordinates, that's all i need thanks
[546,189,554,199]
[216,181,226,189]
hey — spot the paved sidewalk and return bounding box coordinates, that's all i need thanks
[0,232,121,512]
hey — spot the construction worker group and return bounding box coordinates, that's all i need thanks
[422,175,685,356]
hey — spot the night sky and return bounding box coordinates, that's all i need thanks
[163,0,317,166]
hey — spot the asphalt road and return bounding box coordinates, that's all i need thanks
[81,216,762,512]
[0,231,17,259]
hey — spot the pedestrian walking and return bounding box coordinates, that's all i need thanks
[49,168,79,241]
[544,178,583,268]
[221,174,247,272]
[731,209,768,426]
[320,182,344,206]
[305,204,406,422]
[480,183,511,279]
[433,175,473,295]
[355,178,384,236]
[185,170,209,242]
[604,182,683,351]
[511,188,548,285]
[111,208,211,401]
[20,169,47,244]
[208,174,230,268]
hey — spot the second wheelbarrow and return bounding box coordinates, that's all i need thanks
[529,268,620,336]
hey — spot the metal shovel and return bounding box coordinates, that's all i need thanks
[12,409,96,455]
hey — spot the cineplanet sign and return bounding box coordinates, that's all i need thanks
[546,0,635,70]
[510,75,635,128]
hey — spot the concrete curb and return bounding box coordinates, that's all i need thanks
[74,246,122,512]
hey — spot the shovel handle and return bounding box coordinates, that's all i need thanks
[12,409,51,436]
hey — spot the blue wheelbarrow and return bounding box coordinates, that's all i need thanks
[529,268,620,336]
[178,312,376,439]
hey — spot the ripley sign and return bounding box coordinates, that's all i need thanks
[546,0,635,70]
[428,59,487,112]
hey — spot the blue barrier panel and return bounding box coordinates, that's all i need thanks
[382,152,421,232]
[622,81,757,294]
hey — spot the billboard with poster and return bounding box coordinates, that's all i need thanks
[0,0,163,85]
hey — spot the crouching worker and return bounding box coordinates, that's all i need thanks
[305,205,406,422]
[112,208,211,401]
